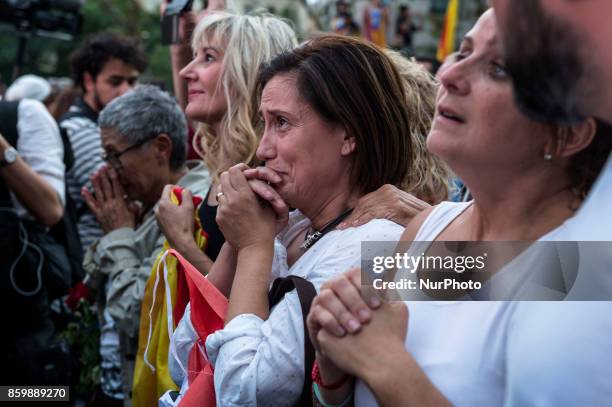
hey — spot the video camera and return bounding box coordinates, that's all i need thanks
[0,0,83,41]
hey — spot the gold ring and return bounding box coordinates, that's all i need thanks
[216,191,224,199]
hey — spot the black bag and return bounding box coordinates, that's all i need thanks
[0,101,73,386]
[268,276,317,407]
[0,100,84,299]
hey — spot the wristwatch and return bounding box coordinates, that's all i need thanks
[0,146,18,168]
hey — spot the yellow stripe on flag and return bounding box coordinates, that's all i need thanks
[437,0,459,62]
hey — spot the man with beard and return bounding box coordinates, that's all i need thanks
[61,33,148,252]
[492,2,612,406]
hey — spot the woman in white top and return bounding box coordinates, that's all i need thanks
[305,9,612,407]
[201,35,447,406]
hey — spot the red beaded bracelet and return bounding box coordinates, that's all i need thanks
[311,361,349,390]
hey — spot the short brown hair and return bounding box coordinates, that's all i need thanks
[258,35,413,194]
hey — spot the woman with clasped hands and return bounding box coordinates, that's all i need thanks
[305,9,612,407]
[202,35,443,406]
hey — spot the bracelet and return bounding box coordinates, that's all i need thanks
[312,361,349,390]
[312,382,353,407]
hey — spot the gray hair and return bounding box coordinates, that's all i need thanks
[99,85,187,169]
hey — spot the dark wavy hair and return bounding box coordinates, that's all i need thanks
[258,35,415,194]
[70,32,148,92]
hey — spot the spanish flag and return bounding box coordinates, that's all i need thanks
[437,0,460,62]
[132,187,208,407]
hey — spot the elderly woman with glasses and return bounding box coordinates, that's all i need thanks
[81,84,211,399]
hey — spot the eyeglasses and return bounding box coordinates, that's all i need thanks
[102,136,157,169]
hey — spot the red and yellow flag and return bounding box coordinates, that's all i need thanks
[437,0,460,62]
[132,187,207,407]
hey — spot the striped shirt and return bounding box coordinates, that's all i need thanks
[60,97,104,251]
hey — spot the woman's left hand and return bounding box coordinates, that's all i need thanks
[316,301,409,379]
[216,164,277,251]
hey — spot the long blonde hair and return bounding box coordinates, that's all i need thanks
[385,50,451,204]
[191,11,298,180]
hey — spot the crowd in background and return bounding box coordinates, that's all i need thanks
[1,0,612,407]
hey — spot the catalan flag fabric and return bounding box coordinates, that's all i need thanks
[132,187,207,407]
[174,248,228,407]
[437,0,460,62]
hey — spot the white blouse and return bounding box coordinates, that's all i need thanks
[206,211,404,407]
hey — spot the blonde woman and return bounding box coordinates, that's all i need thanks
[387,50,450,205]
[150,11,297,405]
[155,11,298,273]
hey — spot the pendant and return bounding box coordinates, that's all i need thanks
[301,230,322,250]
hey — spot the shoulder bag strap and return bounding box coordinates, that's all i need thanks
[268,275,317,407]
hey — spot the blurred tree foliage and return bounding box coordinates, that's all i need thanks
[0,0,172,92]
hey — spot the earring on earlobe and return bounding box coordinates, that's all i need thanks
[544,153,553,161]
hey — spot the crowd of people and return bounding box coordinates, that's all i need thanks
[331,1,422,56]
[1,0,611,406]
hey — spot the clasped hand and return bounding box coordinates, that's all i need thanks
[216,164,289,251]
[82,165,138,233]
[306,267,409,378]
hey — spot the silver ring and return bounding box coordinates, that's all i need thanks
[216,191,224,199]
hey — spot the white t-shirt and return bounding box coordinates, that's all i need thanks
[355,300,514,406]
[354,170,612,407]
[12,99,65,218]
[505,301,612,407]
[355,202,513,407]
[504,155,612,407]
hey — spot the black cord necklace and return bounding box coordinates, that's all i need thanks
[301,208,354,250]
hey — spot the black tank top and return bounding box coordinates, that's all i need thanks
[199,186,225,261]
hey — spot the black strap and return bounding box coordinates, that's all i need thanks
[58,108,89,173]
[0,101,20,207]
[268,276,317,407]
[0,101,19,144]
[302,208,354,250]
[58,97,98,124]
[58,127,75,172]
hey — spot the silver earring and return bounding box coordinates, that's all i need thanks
[544,153,553,161]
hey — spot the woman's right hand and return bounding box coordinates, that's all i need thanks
[155,184,198,253]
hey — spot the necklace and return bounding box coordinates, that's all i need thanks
[301,208,354,250]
